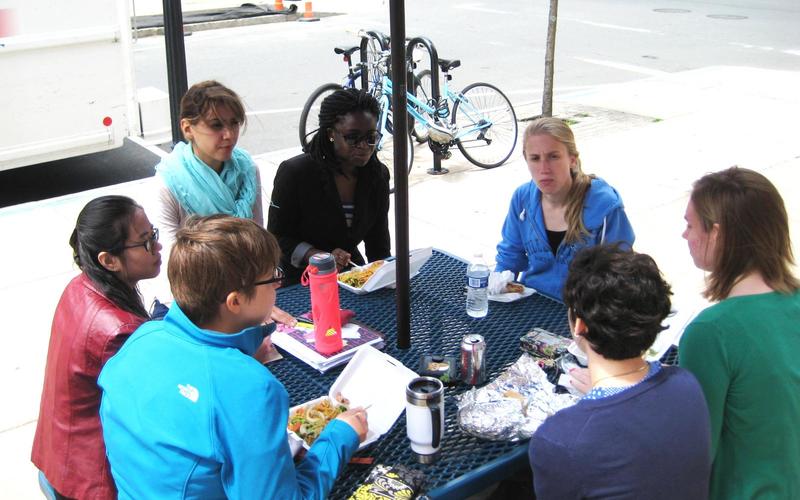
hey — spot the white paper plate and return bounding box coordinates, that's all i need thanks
[488,286,536,303]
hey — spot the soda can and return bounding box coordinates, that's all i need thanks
[460,334,486,385]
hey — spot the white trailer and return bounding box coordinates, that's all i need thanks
[0,0,137,171]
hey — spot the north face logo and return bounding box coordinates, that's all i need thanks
[178,384,199,403]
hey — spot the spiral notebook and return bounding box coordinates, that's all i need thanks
[271,317,385,373]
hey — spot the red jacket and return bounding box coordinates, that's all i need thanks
[32,273,146,499]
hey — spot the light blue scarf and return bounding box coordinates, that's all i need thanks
[157,141,257,219]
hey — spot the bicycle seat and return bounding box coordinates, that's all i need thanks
[438,59,461,72]
[334,46,360,57]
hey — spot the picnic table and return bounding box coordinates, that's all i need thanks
[270,249,576,498]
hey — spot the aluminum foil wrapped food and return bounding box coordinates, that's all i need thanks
[456,354,578,441]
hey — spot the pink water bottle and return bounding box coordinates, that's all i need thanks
[301,252,343,354]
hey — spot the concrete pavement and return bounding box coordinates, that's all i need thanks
[1,41,798,500]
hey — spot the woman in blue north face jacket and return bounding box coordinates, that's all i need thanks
[495,117,635,301]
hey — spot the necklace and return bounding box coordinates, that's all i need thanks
[591,363,648,389]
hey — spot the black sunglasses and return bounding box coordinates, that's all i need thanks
[252,267,285,287]
[121,228,159,254]
[333,129,380,147]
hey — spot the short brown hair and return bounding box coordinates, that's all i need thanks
[168,215,280,325]
[180,80,247,129]
[691,166,799,301]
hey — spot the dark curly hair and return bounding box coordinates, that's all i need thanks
[304,87,381,174]
[563,244,672,360]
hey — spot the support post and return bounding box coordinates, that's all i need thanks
[163,0,188,145]
[389,0,411,349]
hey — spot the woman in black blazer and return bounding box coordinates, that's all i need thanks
[268,88,391,285]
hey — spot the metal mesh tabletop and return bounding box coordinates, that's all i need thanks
[270,250,572,498]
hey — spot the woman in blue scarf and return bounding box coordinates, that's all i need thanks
[155,80,262,245]
[155,81,295,327]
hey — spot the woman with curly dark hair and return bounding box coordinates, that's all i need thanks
[268,87,391,284]
[529,244,710,499]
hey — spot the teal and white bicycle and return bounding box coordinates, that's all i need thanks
[299,46,518,190]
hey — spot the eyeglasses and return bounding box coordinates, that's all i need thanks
[333,129,380,147]
[121,228,159,254]
[252,267,285,288]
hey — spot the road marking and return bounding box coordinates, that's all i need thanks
[574,57,668,77]
[730,42,774,51]
[454,3,511,15]
[567,18,659,34]
[782,49,800,56]
[247,107,304,116]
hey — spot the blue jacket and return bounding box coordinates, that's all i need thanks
[495,178,635,300]
[98,304,359,499]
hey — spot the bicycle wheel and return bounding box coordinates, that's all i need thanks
[411,69,432,143]
[299,83,341,149]
[376,109,414,194]
[363,31,388,94]
[452,82,518,169]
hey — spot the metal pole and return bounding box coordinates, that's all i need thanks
[163,0,188,145]
[542,0,558,117]
[389,0,411,349]
[405,36,446,175]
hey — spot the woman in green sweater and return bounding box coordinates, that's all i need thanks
[680,166,800,499]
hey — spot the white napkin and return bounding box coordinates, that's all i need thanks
[488,270,514,295]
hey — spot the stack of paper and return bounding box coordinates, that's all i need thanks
[271,320,385,373]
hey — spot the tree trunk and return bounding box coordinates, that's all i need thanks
[542,0,559,117]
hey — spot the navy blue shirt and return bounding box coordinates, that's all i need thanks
[529,366,711,499]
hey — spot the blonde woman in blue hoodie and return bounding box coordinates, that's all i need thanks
[495,117,634,300]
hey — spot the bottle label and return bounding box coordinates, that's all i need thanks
[325,327,338,337]
[467,276,488,288]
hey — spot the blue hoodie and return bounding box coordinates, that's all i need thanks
[495,177,635,300]
[99,304,359,500]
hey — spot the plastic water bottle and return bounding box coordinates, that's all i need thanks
[466,253,489,318]
[301,252,343,354]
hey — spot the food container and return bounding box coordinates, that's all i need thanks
[287,346,418,454]
[337,247,433,295]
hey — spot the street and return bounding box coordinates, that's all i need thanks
[2,0,799,205]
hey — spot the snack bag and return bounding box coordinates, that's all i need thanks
[348,464,425,500]
[520,327,571,360]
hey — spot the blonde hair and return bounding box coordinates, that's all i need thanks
[168,215,280,325]
[523,117,595,244]
[691,167,799,301]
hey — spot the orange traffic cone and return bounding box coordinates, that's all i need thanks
[274,0,284,11]
[298,1,319,22]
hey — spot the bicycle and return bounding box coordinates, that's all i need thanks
[386,54,518,169]
[298,32,413,191]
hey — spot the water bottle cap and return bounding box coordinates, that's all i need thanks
[308,252,336,274]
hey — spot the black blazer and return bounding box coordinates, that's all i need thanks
[267,153,391,284]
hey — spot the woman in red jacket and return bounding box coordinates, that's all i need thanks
[32,195,162,499]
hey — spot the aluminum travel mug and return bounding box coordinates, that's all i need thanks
[405,376,445,464]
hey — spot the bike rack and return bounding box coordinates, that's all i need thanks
[405,36,447,175]
[359,30,390,91]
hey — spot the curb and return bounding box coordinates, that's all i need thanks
[132,11,338,38]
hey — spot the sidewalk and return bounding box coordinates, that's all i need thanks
[1,64,798,498]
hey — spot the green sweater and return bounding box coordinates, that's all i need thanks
[680,290,800,500]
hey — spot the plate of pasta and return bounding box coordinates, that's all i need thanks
[288,394,350,447]
[286,346,419,454]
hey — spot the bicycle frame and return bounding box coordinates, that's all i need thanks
[377,73,493,145]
